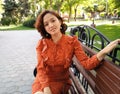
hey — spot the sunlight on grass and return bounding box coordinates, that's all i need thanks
[96,24,120,41]
[0,24,35,31]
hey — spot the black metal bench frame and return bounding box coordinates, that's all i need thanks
[33,25,120,94]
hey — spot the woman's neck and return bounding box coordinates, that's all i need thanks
[51,32,62,44]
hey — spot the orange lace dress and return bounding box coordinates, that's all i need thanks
[32,35,100,94]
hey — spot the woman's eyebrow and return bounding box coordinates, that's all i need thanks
[50,17,55,20]
[44,17,55,23]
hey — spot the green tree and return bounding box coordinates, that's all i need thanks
[0,0,4,21]
[17,0,31,23]
[1,0,19,25]
[52,0,64,14]
[29,0,44,18]
[73,0,86,21]
[113,0,120,10]
[63,0,77,22]
[84,0,106,19]
[36,0,64,14]
[0,0,3,13]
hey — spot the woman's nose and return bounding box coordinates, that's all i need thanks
[49,23,54,27]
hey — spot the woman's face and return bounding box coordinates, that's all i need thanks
[43,13,61,36]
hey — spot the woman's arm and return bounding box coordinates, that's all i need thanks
[32,40,52,94]
[34,87,52,94]
[73,36,120,70]
[44,87,52,94]
[97,39,120,61]
[34,91,44,94]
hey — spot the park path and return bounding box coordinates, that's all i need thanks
[0,20,119,94]
[0,30,40,94]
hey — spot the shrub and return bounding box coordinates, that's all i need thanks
[117,12,120,17]
[1,17,11,26]
[11,17,18,25]
[100,12,105,18]
[23,18,36,28]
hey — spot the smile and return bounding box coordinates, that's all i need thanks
[50,28,56,32]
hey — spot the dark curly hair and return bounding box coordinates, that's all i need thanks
[34,10,67,38]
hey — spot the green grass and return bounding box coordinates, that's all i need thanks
[67,23,120,65]
[0,24,35,31]
[0,23,120,65]
[93,24,120,65]
[96,24,120,41]
[0,23,120,41]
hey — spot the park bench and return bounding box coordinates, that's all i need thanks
[33,25,120,94]
[69,25,120,94]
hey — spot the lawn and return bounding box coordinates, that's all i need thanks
[96,24,120,65]
[0,23,119,65]
[0,23,120,41]
[96,24,120,41]
[0,24,35,31]
[68,23,120,65]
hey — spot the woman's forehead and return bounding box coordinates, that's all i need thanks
[43,13,57,22]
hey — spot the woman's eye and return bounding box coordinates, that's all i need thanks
[51,19,55,22]
[44,23,48,26]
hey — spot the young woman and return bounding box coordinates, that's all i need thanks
[32,10,120,94]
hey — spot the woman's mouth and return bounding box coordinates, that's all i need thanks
[50,28,56,32]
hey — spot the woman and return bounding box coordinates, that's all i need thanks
[32,10,120,94]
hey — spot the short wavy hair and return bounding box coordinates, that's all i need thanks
[34,10,67,38]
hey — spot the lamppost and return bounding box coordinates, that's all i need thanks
[91,4,98,28]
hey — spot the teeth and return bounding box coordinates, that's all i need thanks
[51,28,55,32]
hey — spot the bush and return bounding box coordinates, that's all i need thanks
[23,18,36,28]
[100,12,105,18]
[11,17,18,25]
[1,17,11,26]
[117,12,120,17]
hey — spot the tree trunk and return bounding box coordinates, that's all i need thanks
[50,0,52,9]
[68,6,72,22]
[74,8,77,21]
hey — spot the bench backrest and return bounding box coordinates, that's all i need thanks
[69,44,120,94]
[69,25,120,94]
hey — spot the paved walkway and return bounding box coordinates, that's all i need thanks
[0,20,119,94]
[0,30,40,94]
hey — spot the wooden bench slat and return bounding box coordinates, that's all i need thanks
[102,60,120,76]
[69,68,85,94]
[69,25,120,94]
[72,57,96,88]
[96,64,120,87]
[71,45,120,94]
[96,75,119,94]
[96,70,120,94]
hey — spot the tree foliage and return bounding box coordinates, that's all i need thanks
[1,0,31,25]
[1,0,19,25]
[0,0,120,26]
[17,0,31,22]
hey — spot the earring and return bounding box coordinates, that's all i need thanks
[46,34,48,36]
[60,26,62,30]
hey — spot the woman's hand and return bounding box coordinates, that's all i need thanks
[44,87,52,94]
[34,91,44,94]
[34,87,52,94]
[97,39,120,61]
[102,39,120,54]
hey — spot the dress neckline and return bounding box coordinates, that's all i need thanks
[50,34,65,45]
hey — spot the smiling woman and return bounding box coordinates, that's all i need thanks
[35,10,67,39]
[32,10,120,94]
[43,13,62,43]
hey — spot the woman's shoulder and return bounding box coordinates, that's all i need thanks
[64,35,78,42]
[36,38,47,49]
